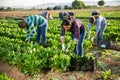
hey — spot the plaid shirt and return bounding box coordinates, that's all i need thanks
[25,15,47,39]
[60,19,85,39]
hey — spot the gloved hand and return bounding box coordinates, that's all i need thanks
[25,36,31,42]
[91,37,94,42]
[88,35,90,39]
[62,44,65,51]
[74,38,78,42]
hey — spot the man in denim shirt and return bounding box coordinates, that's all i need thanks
[88,10,107,45]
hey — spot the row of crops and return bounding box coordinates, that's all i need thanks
[53,11,120,19]
[0,14,120,76]
[76,11,120,18]
[0,19,94,76]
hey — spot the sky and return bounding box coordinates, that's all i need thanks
[0,0,119,7]
[0,0,74,6]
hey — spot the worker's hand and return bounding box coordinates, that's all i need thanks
[91,37,94,42]
[88,35,90,39]
[65,49,69,53]
[62,44,65,51]
[74,38,78,42]
[25,36,31,42]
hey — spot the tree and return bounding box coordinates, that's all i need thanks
[98,0,105,7]
[72,0,85,9]
[46,7,52,10]
[54,6,61,10]
[0,7,4,10]
[7,7,13,11]
[31,7,35,10]
[64,5,69,9]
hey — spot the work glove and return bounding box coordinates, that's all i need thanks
[91,37,94,42]
[25,36,31,42]
[74,38,78,42]
[88,35,90,39]
[62,44,65,51]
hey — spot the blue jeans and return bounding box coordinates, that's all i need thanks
[73,29,86,56]
[96,22,106,45]
[36,23,48,45]
[71,33,75,40]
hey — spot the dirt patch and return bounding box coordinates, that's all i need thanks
[0,60,30,80]
[99,55,120,67]
[34,71,104,80]
[97,51,120,79]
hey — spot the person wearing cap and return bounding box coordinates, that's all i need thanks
[68,12,75,18]
[88,10,107,45]
[39,11,53,20]
[59,12,69,20]
[18,15,48,47]
[59,12,75,20]
[60,17,86,56]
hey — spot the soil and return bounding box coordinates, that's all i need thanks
[0,60,30,80]
[34,71,104,80]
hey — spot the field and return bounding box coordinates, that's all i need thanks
[0,8,120,80]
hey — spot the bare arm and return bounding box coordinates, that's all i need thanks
[88,30,91,37]
[93,32,98,38]
[61,37,64,44]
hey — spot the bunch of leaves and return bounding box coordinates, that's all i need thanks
[69,53,95,71]
[102,69,111,80]
[0,73,14,80]
[51,52,71,72]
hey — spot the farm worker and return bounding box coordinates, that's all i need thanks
[88,10,107,45]
[59,12,69,20]
[59,12,75,20]
[39,11,53,20]
[60,16,86,56]
[18,15,48,47]
[68,12,75,19]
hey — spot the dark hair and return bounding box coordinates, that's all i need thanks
[67,16,72,21]
[92,10,100,16]
[92,13,99,16]
[68,12,75,16]
[18,21,26,28]
[62,19,71,26]
[89,16,95,24]
[67,12,75,20]
[18,21,23,27]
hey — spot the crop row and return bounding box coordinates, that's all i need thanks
[0,19,94,75]
[0,18,120,75]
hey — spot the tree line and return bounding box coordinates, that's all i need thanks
[0,0,112,11]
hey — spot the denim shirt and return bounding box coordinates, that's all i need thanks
[60,19,85,39]
[88,16,106,33]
